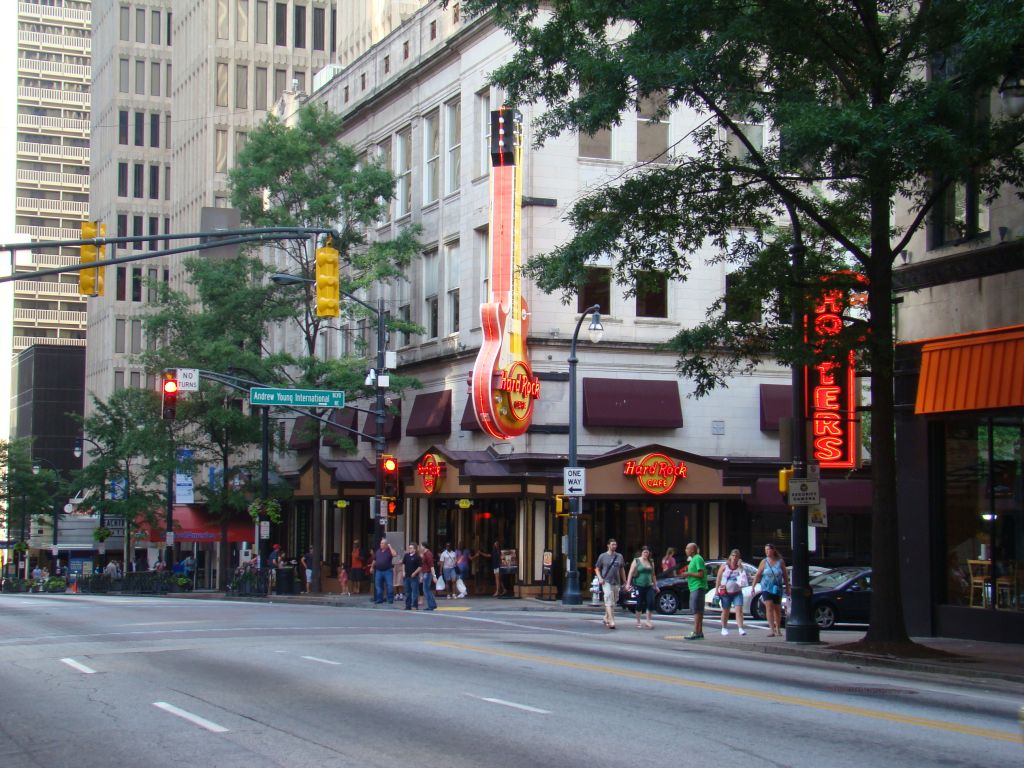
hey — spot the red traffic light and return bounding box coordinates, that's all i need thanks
[163,379,179,395]
[382,456,398,473]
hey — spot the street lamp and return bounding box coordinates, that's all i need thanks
[563,304,604,606]
[31,456,63,562]
[74,437,108,558]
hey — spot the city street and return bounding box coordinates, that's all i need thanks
[0,594,1019,767]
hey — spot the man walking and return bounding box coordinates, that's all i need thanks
[300,546,315,594]
[416,542,438,611]
[594,538,626,630]
[401,543,421,609]
[683,542,707,640]
[372,538,397,604]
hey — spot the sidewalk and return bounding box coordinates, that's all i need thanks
[180,589,1024,688]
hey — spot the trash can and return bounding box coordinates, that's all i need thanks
[275,567,295,595]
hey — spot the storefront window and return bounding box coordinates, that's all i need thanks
[943,416,1022,610]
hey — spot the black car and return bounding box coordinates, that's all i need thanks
[809,567,872,629]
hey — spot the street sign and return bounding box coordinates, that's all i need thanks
[177,368,200,391]
[165,532,175,546]
[249,387,345,408]
[809,500,828,527]
[787,479,820,506]
[259,521,270,540]
[564,467,586,496]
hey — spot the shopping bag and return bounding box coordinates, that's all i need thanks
[456,577,468,597]
[435,572,446,591]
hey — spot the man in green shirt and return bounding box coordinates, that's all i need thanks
[684,542,706,639]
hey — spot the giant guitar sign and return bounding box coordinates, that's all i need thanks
[471,108,541,439]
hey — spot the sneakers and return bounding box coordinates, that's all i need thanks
[721,628,729,636]
[684,632,704,640]
[738,628,747,636]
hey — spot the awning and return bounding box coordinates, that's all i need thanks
[144,505,254,543]
[759,383,792,431]
[360,402,402,443]
[460,399,482,432]
[406,390,452,436]
[582,378,683,428]
[288,415,318,451]
[325,458,375,484]
[747,478,872,514]
[915,325,1024,414]
[323,408,359,448]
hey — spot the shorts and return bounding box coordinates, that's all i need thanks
[493,568,501,575]
[762,591,782,604]
[602,582,620,608]
[443,567,456,583]
[720,591,744,610]
[689,588,706,615]
[305,568,313,583]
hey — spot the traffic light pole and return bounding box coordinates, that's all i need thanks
[374,297,387,546]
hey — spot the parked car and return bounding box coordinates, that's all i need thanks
[807,566,872,629]
[751,565,831,620]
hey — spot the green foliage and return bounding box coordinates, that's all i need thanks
[1,438,63,538]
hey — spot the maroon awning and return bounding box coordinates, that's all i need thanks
[323,408,359,448]
[406,390,452,437]
[288,415,318,450]
[747,477,872,514]
[460,399,482,432]
[759,384,793,431]
[360,402,402,443]
[582,378,683,428]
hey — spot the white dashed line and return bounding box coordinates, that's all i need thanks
[301,655,342,665]
[467,693,550,714]
[152,702,229,733]
[60,658,96,674]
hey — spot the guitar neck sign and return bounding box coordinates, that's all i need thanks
[471,107,541,439]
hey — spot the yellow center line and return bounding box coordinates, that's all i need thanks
[432,641,1019,744]
[435,607,471,612]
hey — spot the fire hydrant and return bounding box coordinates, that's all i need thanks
[591,576,602,606]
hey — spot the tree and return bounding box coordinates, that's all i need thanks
[459,0,1024,646]
[229,102,421,583]
[1,438,58,563]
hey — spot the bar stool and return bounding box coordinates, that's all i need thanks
[967,560,991,607]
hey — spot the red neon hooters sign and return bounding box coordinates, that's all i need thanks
[623,453,688,495]
[416,454,445,495]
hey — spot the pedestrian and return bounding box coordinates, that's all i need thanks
[372,538,397,604]
[402,543,421,610]
[625,545,659,629]
[661,547,677,575]
[350,540,366,595]
[751,543,790,637]
[490,541,506,597]
[456,543,471,597]
[417,542,437,610]
[594,538,626,630]
[683,542,707,640]
[183,552,196,580]
[439,543,458,599]
[714,549,748,636]
[300,546,315,594]
[268,544,281,569]
[338,564,350,595]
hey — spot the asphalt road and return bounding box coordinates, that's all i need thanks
[0,594,1019,767]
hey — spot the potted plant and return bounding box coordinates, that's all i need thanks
[92,526,113,543]
[247,498,283,524]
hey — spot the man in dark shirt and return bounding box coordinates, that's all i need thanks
[401,544,422,610]
[417,543,438,611]
[373,538,397,604]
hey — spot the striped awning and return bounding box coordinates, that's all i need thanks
[915,326,1024,414]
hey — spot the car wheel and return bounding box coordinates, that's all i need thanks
[814,603,837,630]
[657,590,680,615]
[750,595,765,620]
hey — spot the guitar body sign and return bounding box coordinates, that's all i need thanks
[471,108,541,440]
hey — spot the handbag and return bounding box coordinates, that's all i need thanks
[737,570,749,588]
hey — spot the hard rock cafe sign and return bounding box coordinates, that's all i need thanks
[471,107,541,439]
[416,453,445,495]
[623,453,688,495]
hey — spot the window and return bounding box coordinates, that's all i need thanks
[216,130,228,172]
[578,267,611,315]
[331,8,337,52]
[151,61,161,96]
[149,165,159,199]
[135,60,145,95]
[132,267,143,301]
[136,8,146,42]
[216,62,229,107]
[423,110,439,205]
[148,217,159,251]
[130,320,142,354]
[931,172,990,247]
[235,64,248,109]
[151,10,161,45]
[148,268,158,302]
[361,72,366,91]
[274,3,287,46]
[635,272,668,318]
[445,241,461,333]
[256,2,268,44]
[726,121,764,160]
[237,0,249,42]
[235,131,248,161]
[396,127,412,217]
[164,219,171,250]
[114,371,125,391]
[637,93,669,162]
[476,226,490,299]
[167,12,173,45]
[378,138,392,223]
[119,59,129,93]
[132,163,143,198]
[476,89,491,176]
[134,112,144,146]
[724,271,762,324]
[117,163,128,197]
[453,3,461,23]
[132,216,144,251]
[343,85,349,103]
[166,63,172,94]
[118,111,128,144]
[430,20,437,40]
[130,371,141,389]
[255,67,268,110]
[164,165,171,200]
[423,249,439,338]
[383,55,390,75]
[117,215,128,239]
[274,69,287,101]
[399,303,411,347]
[150,112,160,147]
[312,6,324,50]
[293,70,305,93]
[579,128,612,159]
[445,99,461,195]
[293,4,305,47]
[116,266,127,301]
[216,0,229,39]
[115,319,126,353]
[119,6,130,41]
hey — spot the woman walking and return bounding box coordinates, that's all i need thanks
[625,546,659,629]
[714,549,748,636]
[751,543,790,637]
[661,547,677,575]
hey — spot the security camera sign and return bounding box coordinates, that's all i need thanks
[787,479,820,506]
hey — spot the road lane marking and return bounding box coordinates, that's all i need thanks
[60,658,96,674]
[435,641,1018,743]
[121,621,206,626]
[436,606,471,612]
[301,656,342,665]
[476,696,551,714]
[153,702,229,733]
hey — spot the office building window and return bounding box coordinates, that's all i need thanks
[399,304,411,347]
[724,271,762,324]
[167,12,173,45]
[361,72,367,91]
[164,218,170,250]
[274,69,287,101]
[726,121,764,161]
[343,85,349,103]
[151,10,161,45]
[149,165,159,199]
[255,67,268,110]
[136,8,146,42]
[635,272,668,318]
[216,130,228,172]
[383,55,390,75]
[164,165,171,200]
[293,4,306,48]
[148,268,159,302]
[117,215,128,239]
[119,6,130,41]
[216,0,229,40]
[430,20,437,40]
[476,225,490,300]
[445,99,461,195]
[148,217,159,251]
[151,61,161,96]
[578,267,611,314]
[134,112,144,146]
[396,127,412,217]
[115,319,126,353]
[236,131,248,160]
[476,89,490,176]
[135,60,145,95]
[114,371,125,391]
[116,267,127,301]
[133,163,143,198]
[331,8,337,52]
[293,70,305,92]
[166,63,172,94]
[132,267,143,301]
[237,0,249,42]
[235,64,248,109]
[256,1,268,44]
[313,6,324,50]
[150,112,160,147]
[445,241,461,333]
[423,249,439,339]
[637,93,669,162]
[119,59,129,93]
[131,320,142,354]
[133,216,143,251]
[118,110,128,144]
[378,139,392,223]
[117,163,128,197]
[275,3,287,46]
[579,128,612,159]
[216,62,229,107]
[423,110,439,205]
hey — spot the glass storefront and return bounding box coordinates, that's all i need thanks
[942,416,1022,611]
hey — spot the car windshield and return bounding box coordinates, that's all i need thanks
[810,568,862,589]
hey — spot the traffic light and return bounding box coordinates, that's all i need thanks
[161,373,179,420]
[381,454,399,498]
[386,498,400,517]
[79,221,105,296]
[315,241,340,317]
[555,495,568,517]
[778,467,794,494]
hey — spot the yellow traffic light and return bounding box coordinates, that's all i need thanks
[315,243,340,317]
[79,220,104,296]
[555,495,568,516]
[778,467,794,494]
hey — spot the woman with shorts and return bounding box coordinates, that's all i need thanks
[752,543,790,637]
[349,541,365,595]
[714,549,748,636]
[625,546,659,629]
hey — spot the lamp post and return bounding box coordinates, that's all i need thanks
[31,456,63,565]
[74,437,107,554]
[563,304,604,606]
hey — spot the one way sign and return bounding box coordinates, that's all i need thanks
[564,467,586,496]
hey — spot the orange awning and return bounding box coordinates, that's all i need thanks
[915,326,1024,414]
